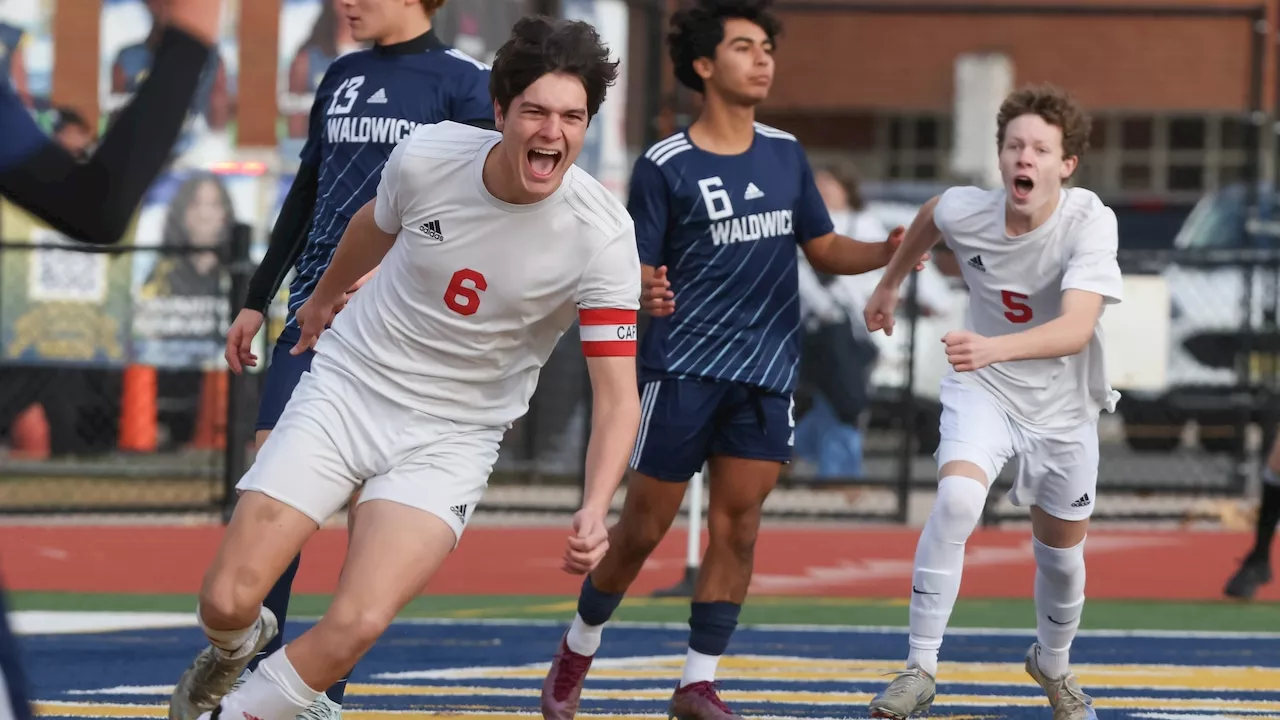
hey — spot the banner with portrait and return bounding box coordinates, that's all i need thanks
[128,168,271,370]
[100,0,240,168]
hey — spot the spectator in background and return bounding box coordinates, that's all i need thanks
[794,164,888,479]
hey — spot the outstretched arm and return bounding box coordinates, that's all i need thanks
[0,4,220,246]
[801,227,906,276]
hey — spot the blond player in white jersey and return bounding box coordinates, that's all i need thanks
[166,17,641,720]
[862,84,1120,720]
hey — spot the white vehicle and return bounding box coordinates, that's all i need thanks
[1117,182,1280,454]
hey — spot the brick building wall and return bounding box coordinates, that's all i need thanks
[764,0,1274,113]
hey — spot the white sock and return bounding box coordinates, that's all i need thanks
[220,645,321,720]
[907,475,988,678]
[565,612,604,656]
[198,603,263,661]
[679,648,720,687]
[1032,536,1086,679]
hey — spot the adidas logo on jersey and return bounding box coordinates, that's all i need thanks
[1070,493,1091,508]
[450,504,469,523]
[419,219,444,242]
[967,254,986,272]
[744,182,765,200]
[367,88,388,104]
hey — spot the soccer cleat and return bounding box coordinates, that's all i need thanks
[541,631,594,720]
[868,666,936,719]
[1024,643,1098,720]
[1224,556,1272,599]
[667,681,743,720]
[294,692,343,720]
[169,607,279,720]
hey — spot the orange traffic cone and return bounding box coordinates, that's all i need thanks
[118,364,157,452]
[10,403,50,459]
[192,369,227,450]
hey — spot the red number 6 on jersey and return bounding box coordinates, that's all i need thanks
[1001,290,1033,323]
[444,268,487,316]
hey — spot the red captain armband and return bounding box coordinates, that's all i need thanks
[579,308,638,357]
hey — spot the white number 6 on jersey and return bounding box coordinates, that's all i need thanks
[698,177,734,221]
[328,75,366,116]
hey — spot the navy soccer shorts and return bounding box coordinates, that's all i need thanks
[629,376,794,482]
[254,335,316,432]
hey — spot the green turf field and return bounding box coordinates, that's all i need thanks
[12,592,1279,632]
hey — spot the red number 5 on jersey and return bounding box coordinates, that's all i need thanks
[445,268,487,316]
[1001,290,1033,323]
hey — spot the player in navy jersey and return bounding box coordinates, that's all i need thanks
[541,2,922,719]
[216,1,491,717]
[0,3,222,717]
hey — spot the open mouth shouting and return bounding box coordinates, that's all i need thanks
[1011,174,1035,201]
[527,147,563,181]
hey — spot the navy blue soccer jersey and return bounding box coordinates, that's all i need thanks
[630,122,834,394]
[285,31,492,334]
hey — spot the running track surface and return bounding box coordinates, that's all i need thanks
[1,525,1270,601]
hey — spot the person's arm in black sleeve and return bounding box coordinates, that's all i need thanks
[0,26,211,246]
[242,161,318,313]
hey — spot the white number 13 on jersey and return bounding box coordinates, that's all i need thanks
[698,177,735,221]
[327,75,365,115]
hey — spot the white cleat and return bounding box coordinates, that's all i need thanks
[294,692,343,720]
[868,666,936,719]
[169,608,279,720]
[1024,643,1098,720]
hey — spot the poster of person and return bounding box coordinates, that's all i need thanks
[100,0,239,167]
[277,0,366,161]
[128,171,236,371]
[0,0,53,111]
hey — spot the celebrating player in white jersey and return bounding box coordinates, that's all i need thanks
[167,16,640,720]
[863,84,1121,720]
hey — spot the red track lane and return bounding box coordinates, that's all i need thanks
[0,524,1270,601]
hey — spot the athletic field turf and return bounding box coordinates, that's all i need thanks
[6,523,1279,719]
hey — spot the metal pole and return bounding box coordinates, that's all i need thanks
[222,223,253,523]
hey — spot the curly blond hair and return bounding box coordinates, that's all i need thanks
[996,83,1092,160]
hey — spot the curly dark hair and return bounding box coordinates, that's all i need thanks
[489,16,620,119]
[996,83,1092,160]
[668,0,782,93]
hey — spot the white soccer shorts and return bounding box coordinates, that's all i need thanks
[236,355,503,544]
[933,376,1100,521]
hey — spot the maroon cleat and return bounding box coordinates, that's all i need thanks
[540,632,594,720]
[667,681,744,720]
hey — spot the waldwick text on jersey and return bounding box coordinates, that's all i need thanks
[710,210,793,247]
[326,116,423,145]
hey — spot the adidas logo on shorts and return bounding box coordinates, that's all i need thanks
[1070,493,1091,508]
[450,504,469,523]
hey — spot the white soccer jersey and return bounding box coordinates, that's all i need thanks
[313,121,641,428]
[934,185,1124,432]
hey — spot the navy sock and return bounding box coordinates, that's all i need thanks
[577,575,625,626]
[688,601,741,656]
[326,678,348,704]
[247,553,301,673]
